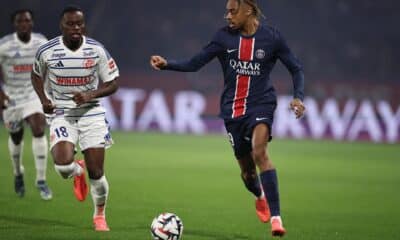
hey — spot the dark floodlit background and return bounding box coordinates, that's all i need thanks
[0,2,399,240]
[1,0,399,142]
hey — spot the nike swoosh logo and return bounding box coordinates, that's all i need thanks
[227,49,238,53]
[256,117,268,121]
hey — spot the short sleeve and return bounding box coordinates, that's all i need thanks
[0,44,5,65]
[97,46,119,83]
[33,50,46,77]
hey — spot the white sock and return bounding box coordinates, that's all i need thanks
[32,136,48,182]
[54,162,83,179]
[257,191,265,200]
[8,137,24,176]
[90,176,109,217]
[271,216,282,222]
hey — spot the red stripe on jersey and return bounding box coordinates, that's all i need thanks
[232,75,251,118]
[238,37,255,61]
[232,37,255,118]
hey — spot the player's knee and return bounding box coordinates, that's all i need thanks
[32,130,45,138]
[241,170,257,182]
[51,148,74,166]
[31,125,45,138]
[88,169,104,180]
[252,146,267,164]
[10,130,24,145]
[54,163,75,179]
[241,169,257,180]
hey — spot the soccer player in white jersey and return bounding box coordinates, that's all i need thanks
[0,9,52,200]
[31,6,119,231]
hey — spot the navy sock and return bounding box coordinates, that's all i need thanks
[241,174,262,198]
[260,169,280,216]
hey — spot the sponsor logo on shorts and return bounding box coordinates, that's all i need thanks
[256,117,268,121]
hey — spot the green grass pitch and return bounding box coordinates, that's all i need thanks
[0,126,399,240]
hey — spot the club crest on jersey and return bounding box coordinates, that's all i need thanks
[83,59,96,69]
[255,49,265,59]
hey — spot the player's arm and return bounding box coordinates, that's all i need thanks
[275,30,305,118]
[150,38,223,72]
[0,48,10,109]
[31,51,55,114]
[72,79,118,106]
[31,72,54,114]
[0,68,9,109]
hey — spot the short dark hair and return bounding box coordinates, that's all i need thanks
[60,5,83,19]
[11,9,34,23]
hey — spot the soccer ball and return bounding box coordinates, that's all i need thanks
[150,213,184,240]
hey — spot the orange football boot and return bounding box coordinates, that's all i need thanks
[93,215,110,231]
[255,197,271,223]
[73,160,88,201]
[271,216,286,237]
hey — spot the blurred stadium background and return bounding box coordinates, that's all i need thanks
[1,0,399,142]
[0,1,399,240]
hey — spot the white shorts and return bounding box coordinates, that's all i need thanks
[49,113,113,151]
[2,98,44,133]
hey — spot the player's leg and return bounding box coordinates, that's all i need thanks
[52,141,79,176]
[9,129,25,197]
[79,114,112,231]
[252,123,286,236]
[237,153,271,223]
[50,119,85,186]
[3,107,25,197]
[84,147,110,231]
[225,120,270,222]
[26,113,52,200]
[237,153,262,198]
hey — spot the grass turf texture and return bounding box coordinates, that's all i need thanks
[0,126,399,240]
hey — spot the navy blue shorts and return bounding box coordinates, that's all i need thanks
[224,104,277,159]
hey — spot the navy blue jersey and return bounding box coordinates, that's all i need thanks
[164,23,304,120]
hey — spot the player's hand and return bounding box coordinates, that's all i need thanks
[0,91,10,109]
[289,98,306,119]
[72,91,94,106]
[150,55,167,70]
[42,98,55,114]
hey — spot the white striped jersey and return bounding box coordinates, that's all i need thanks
[0,32,47,105]
[33,35,119,116]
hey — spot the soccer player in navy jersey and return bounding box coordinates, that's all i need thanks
[151,0,305,237]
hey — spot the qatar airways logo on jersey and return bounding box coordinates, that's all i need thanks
[229,59,261,76]
[13,64,33,73]
[56,76,92,86]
